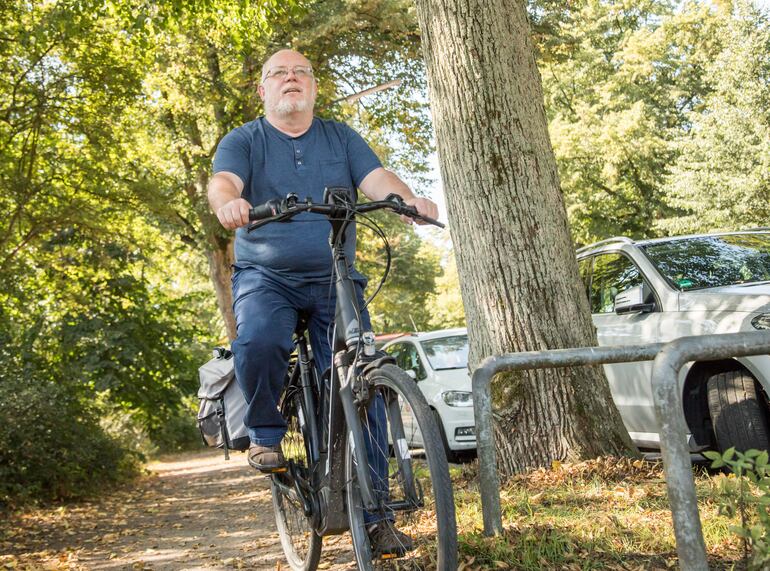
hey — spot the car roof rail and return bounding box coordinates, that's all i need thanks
[575,236,634,255]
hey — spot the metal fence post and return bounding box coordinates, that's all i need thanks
[651,331,770,571]
[472,358,503,536]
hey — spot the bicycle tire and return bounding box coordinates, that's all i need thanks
[345,363,457,570]
[271,390,323,571]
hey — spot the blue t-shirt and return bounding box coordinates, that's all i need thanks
[213,117,382,282]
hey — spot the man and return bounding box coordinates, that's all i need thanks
[207,49,438,553]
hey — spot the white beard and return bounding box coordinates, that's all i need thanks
[269,95,314,117]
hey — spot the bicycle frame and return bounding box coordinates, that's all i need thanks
[277,187,397,537]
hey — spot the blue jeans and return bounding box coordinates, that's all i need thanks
[231,265,389,523]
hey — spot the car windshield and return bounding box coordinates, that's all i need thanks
[641,233,770,291]
[421,335,469,370]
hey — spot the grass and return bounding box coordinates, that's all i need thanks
[448,457,747,570]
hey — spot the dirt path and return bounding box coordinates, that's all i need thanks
[1,450,358,570]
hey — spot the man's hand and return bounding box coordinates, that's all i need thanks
[216,198,252,230]
[403,196,439,225]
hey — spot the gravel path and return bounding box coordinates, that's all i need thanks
[1,449,358,570]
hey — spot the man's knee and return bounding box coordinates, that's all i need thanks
[232,319,293,359]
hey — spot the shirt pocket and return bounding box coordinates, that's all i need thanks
[319,158,353,190]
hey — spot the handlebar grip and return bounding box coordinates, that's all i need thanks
[400,204,445,229]
[249,199,281,221]
[416,215,445,229]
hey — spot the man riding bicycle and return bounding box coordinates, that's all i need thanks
[207,49,438,555]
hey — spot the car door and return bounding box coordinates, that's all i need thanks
[383,342,417,444]
[588,252,664,440]
[399,342,429,447]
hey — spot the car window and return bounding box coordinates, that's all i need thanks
[385,342,427,381]
[420,335,469,370]
[642,233,770,291]
[384,342,404,363]
[578,257,593,300]
[590,253,645,314]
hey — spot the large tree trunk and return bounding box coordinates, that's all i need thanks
[414,0,637,473]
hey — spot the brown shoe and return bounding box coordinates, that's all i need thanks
[248,443,287,473]
[367,521,414,557]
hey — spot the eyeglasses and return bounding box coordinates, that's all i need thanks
[262,65,314,81]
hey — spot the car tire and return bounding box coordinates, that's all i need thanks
[433,409,460,463]
[707,369,770,453]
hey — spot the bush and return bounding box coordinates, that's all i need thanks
[0,376,141,507]
[99,397,203,458]
[705,447,770,570]
[147,396,204,454]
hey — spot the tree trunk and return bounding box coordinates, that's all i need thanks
[413,0,637,473]
[194,169,238,342]
[205,235,236,341]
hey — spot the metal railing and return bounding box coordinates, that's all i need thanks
[471,331,770,571]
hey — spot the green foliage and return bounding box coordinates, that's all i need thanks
[0,374,140,506]
[0,222,214,503]
[660,1,770,234]
[542,0,682,243]
[539,0,769,243]
[704,447,770,570]
[426,240,466,329]
[357,212,441,332]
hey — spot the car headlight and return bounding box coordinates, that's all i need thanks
[752,313,770,330]
[442,391,473,407]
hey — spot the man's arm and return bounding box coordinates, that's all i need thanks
[358,167,439,224]
[208,171,252,230]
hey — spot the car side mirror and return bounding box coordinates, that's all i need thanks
[404,369,417,381]
[615,285,654,315]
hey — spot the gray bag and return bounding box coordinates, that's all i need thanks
[197,348,250,458]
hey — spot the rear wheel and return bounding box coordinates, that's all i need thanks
[707,369,770,453]
[345,364,457,570]
[270,392,322,571]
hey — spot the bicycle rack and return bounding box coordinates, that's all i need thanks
[471,331,770,571]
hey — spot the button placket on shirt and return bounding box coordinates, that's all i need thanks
[292,141,304,169]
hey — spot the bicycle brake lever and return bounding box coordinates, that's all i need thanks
[384,193,406,205]
[246,212,294,233]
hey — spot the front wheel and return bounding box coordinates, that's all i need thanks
[345,364,457,570]
[707,369,770,453]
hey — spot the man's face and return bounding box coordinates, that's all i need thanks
[259,51,317,117]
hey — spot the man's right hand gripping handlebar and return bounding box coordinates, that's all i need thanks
[216,197,253,230]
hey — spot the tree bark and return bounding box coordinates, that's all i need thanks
[194,169,238,342]
[413,0,637,474]
[205,234,236,341]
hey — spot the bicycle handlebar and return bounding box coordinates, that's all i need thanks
[246,193,445,231]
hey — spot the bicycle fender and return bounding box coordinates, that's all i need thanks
[360,352,396,376]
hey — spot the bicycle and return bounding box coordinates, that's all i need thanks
[246,188,458,570]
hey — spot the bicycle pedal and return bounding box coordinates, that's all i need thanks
[257,465,288,474]
[379,553,399,560]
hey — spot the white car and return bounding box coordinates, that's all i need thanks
[577,229,770,453]
[381,329,476,462]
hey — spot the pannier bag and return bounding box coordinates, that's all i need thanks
[197,347,250,458]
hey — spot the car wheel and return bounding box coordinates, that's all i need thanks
[433,409,460,463]
[707,369,770,453]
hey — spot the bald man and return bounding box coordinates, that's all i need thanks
[208,49,435,556]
